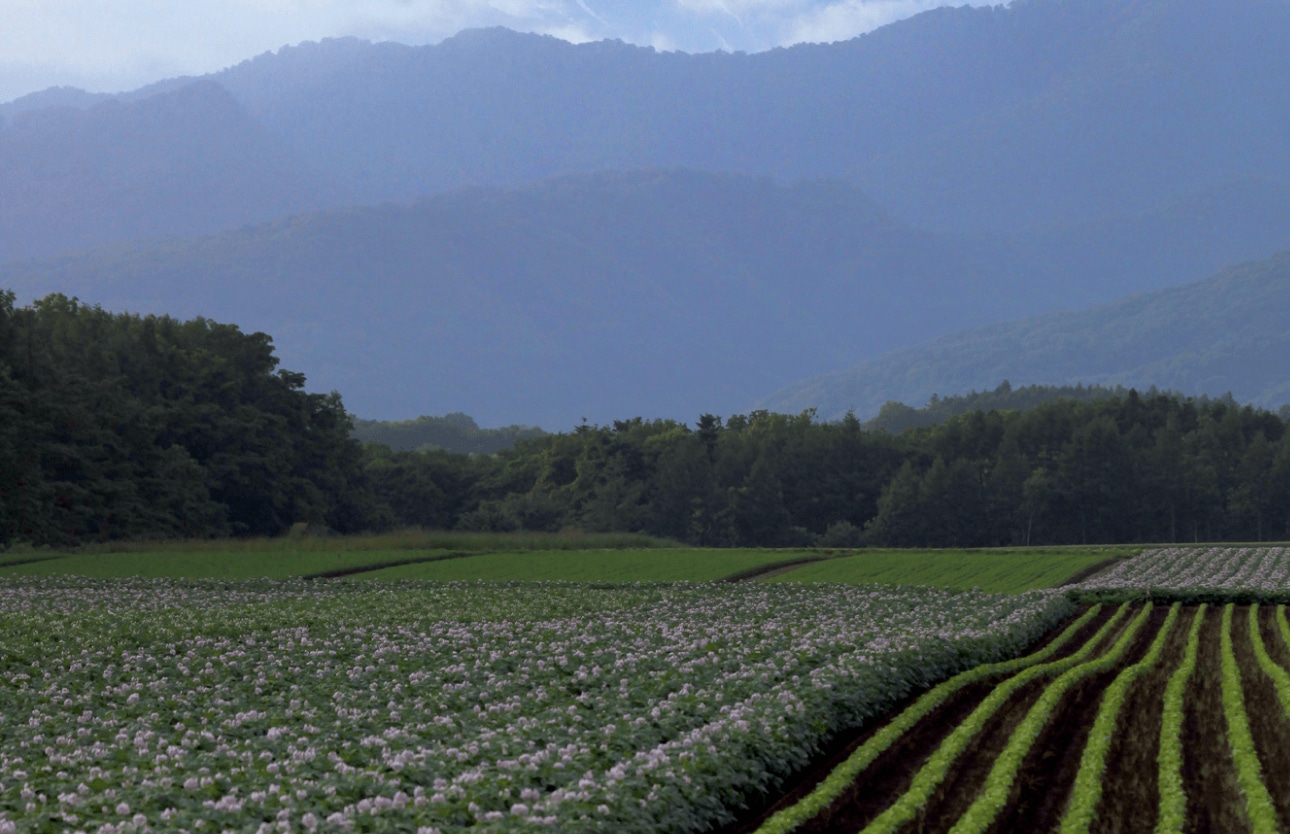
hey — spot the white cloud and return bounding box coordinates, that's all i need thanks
[0,0,994,103]
[784,0,977,45]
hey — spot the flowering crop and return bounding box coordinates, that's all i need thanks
[0,578,1071,834]
[1074,547,1290,602]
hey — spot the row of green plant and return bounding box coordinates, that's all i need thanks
[751,606,1103,834]
[1247,604,1290,720]
[947,603,1154,834]
[1058,603,1181,834]
[1220,603,1281,834]
[1155,604,1206,834]
[860,603,1133,834]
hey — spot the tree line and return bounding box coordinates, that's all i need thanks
[3,293,1288,548]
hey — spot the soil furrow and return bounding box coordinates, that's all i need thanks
[931,605,1162,834]
[1239,607,1290,819]
[1090,604,1194,834]
[872,604,1136,834]
[1182,607,1249,834]
[721,605,1112,834]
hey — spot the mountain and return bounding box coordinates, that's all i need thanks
[760,251,1290,420]
[4,0,1290,258]
[7,168,1290,427]
[0,82,335,262]
[0,170,1038,427]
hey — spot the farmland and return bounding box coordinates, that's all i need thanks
[747,546,1290,834]
[765,547,1130,594]
[0,579,1070,833]
[0,537,1120,587]
[6,545,1290,833]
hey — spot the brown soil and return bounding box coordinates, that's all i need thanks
[917,605,1160,834]
[1090,605,1194,834]
[716,605,1112,834]
[1059,555,1132,587]
[1259,604,1290,670]
[303,550,475,578]
[1237,606,1290,820]
[725,558,826,582]
[1181,607,1250,834]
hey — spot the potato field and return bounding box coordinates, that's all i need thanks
[3,546,1290,833]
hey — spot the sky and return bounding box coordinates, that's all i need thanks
[0,0,988,103]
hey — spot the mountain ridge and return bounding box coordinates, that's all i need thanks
[759,251,1290,420]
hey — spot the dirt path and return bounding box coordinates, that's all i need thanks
[722,557,826,582]
[302,550,475,579]
[718,605,1113,834]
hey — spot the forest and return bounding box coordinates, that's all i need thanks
[2,293,1288,548]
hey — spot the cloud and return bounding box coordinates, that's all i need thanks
[0,0,993,102]
[784,0,940,44]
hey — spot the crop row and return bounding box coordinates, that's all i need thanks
[0,578,1073,834]
[762,601,1290,834]
[1075,546,1290,602]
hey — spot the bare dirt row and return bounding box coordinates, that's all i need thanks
[726,604,1290,834]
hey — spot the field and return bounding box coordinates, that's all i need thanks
[766,547,1130,594]
[8,544,1290,833]
[348,549,815,582]
[0,537,1118,588]
[0,579,1070,833]
[748,546,1290,834]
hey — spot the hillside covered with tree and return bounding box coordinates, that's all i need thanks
[0,292,372,544]
[764,251,1290,420]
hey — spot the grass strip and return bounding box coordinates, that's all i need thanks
[1247,604,1290,719]
[1220,603,1280,834]
[857,602,1133,834]
[946,602,1155,834]
[1155,605,1206,834]
[750,605,1104,834]
[1059,603,1181,834]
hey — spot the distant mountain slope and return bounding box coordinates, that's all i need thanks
[761,252,1290,420]
[0,82,334,262]
[4,0,1290,259]
[1,170,1038,427]
[7,168,1290,427]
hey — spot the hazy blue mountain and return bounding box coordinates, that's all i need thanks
[761,252,1290,420]
[7,168,1290,427]
[0,82,337,262]
[5,0,1290,254]
[1,170,1038,427]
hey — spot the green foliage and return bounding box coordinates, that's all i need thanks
[1058,603,1180,834]
[0,292,371,545]
[1219,603,1281,834]
[350,548,817,582]
[351,412,545,454]
[947,603,1154,834]
[769,547,1130,593]
[862,603,1133,834]
[866,381,1141,434]
[1246,604,1290,719]
[406,393,1290,548]
[753,605,1096,834]
[1156,605,1207,834]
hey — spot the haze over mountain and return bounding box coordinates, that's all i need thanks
[6,169,1290,428]
[761,251,1290,421]
[4,0,1290,261]
[4,0,1290,426]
